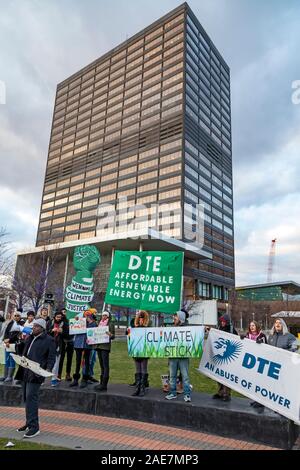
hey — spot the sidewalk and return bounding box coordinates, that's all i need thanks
[0,406,279,450]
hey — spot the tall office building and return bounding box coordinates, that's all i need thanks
[35,2,234,302]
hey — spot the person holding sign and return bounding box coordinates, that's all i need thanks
[241,321,267,411]
[0,310,23,383]
[70,310,97,389]
[17,318,56,438]
[132,310,150,397]
[94,311,115,392]
[165,311,192,403]
[268,318,298,351]
[212,314,238,402]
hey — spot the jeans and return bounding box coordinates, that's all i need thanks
[23,382,41,431]
[169,359,190,396]
[52,355,61,380]
[58,340,74,376]
[83,349,97,376]
[5,350,15,368]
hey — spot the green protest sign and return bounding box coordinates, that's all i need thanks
[65,245,101,319]
[127,326,205,358]
[105,251,184,314]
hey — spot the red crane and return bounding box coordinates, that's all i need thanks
[267,239,277,282]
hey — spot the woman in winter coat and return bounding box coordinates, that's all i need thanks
[268,318,298,351]
[245,320,267,344]
[0,311,23,383]
[70,310,97,389]
[131,310,150,397]
[243,320,267,410]
[94,310,115,392]
[50,311,69,386]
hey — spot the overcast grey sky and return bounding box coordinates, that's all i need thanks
[0,0,300,285]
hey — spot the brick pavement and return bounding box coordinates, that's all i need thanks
[0,406,278,450]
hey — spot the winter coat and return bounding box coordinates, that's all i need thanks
[49,319,69,355]
[245,331,267,343]
[22,332,56,384]
[3,320,22,344]
[268,331,298,352]
[96,321,115,352]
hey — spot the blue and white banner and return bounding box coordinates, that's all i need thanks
[198,329,300,424]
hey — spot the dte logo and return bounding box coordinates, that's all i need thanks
[242,353,281,380]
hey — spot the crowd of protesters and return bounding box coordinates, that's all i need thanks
[0,304,298,438]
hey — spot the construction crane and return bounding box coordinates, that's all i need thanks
[267,239,277,282]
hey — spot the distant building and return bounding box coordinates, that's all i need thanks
[16,3,235,309]
[236,281,300,302]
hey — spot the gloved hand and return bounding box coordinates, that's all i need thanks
[256,337,263,344]
[240,334,246,340]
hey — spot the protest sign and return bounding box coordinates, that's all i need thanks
[105,251,184,313]
[86,326,110,345]
[69,317,87,335]
[198,329,300,424]
[65,245,101,319]
[11,354,53,378]
[127,325,204,358]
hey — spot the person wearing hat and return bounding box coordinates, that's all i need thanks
[82,308,99,383]
[165,310,192,403]
[94,310,115,392]
[17,318,56,438]
[212,314,238,402]
[70,310,97,389]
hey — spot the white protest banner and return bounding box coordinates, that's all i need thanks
[128,326,205,358]
[86,326,109,345]
[198,329,300,424]
[10,354,53,378]
[69,317,87,335]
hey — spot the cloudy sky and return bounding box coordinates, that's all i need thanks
[0,0,300,286]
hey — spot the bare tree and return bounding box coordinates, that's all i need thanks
[13,244,61,313]
[0,228,14,287]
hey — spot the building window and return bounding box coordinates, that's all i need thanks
[198,281,210,298]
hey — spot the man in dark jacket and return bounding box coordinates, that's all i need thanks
[212,314,238,402]
[17,318,56,438]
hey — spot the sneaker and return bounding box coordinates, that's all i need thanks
[17,425,28,432]
[184,395,191,403]
[51,379,58,387]
[23,429,40,438]
[165,393,177,400]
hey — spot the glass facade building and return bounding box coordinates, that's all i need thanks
[36,3,235,301]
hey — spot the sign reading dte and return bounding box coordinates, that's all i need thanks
[129,255,161,272]
[242,353,281,380]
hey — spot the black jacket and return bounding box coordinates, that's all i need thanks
[22,332,56,384]
[3,320,22,344]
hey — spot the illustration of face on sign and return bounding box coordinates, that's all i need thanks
[212,337,242,365]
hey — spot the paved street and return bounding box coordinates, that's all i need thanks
[0,406,282,450]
